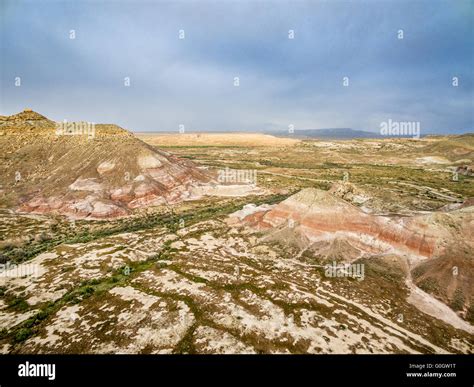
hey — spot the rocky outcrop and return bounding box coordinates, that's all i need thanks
[456,165,474,177]
[328,181,370,205]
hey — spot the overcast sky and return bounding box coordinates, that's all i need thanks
[1,0,473,134]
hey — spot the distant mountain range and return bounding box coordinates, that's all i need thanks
[267,128,473,140]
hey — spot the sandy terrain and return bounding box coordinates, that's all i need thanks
[135,133,300,147]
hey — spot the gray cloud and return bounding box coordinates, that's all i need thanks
[1,0,473,134]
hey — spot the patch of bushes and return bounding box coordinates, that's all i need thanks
[417,277,440,296]
[6,296,29,312]
[449,288,465,312]
[13,327,33,343]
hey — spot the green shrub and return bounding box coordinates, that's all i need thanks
[450,289,465,312]
[13,328,33,343]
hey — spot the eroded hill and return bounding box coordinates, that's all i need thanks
[0,110,218,219]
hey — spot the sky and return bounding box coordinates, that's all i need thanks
[0,0,473,134]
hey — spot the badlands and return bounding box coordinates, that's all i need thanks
[0,111,472,353]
